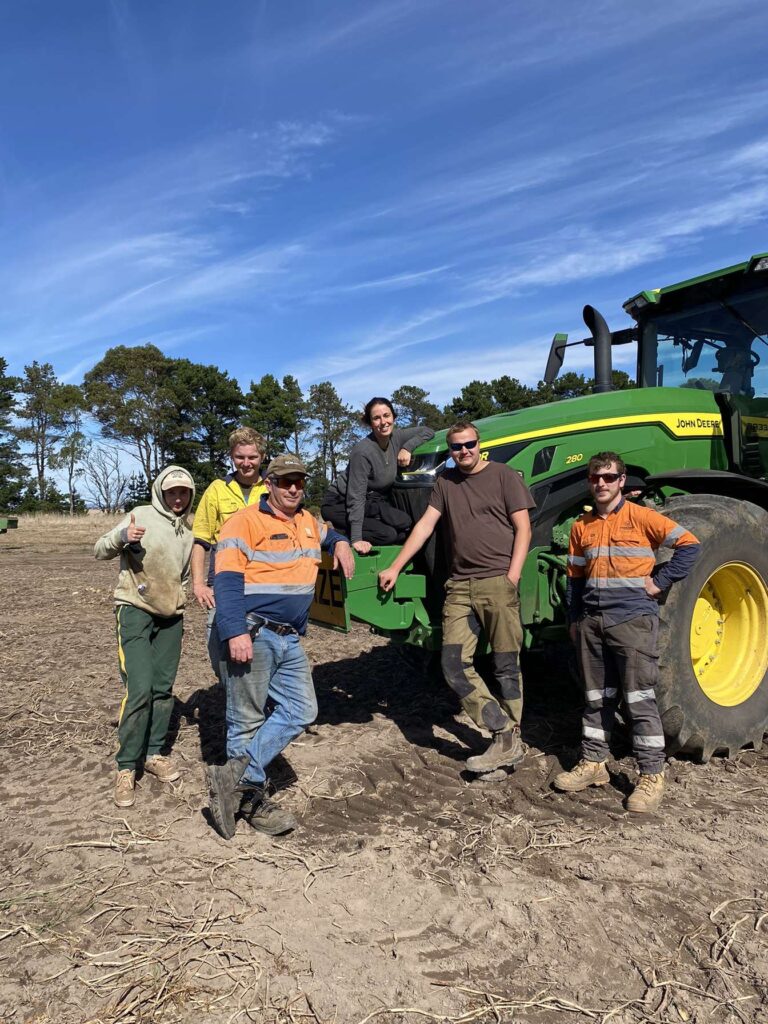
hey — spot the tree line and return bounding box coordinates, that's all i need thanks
[0,345,633,514]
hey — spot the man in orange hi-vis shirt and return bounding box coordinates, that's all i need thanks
[207,454,355,841]
[554,451,699,814]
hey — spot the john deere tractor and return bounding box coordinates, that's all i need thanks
[311,253,768,761]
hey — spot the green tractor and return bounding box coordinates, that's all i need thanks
[311,253,768,761]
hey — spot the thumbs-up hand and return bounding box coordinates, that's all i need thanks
[126,512,146,544]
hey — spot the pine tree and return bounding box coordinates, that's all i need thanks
[0,357,27,512]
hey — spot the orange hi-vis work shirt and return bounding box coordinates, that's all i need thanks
[213,495,346,639]
[567,498,699,626]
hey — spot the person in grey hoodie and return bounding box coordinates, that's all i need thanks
[94,466,195,808]
[321,397,435,553]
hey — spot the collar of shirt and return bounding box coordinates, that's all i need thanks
[595,495,626,520]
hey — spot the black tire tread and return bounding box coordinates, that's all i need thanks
[656,495,768,762]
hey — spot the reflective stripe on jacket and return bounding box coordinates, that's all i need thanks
[567,498,699,626]
[214,495,345,639]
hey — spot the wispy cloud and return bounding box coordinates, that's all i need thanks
[2,0,768,416]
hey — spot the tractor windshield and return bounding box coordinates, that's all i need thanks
[640,285,768,398]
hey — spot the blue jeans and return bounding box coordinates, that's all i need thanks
[216,628,318,787]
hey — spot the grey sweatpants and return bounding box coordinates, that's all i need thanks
[576,612,665,774]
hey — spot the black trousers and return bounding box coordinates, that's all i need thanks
[321,491,412,545]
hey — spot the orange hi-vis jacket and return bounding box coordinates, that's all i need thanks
[214,495,346,639]
[567,498,699,627]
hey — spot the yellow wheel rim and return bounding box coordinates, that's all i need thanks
[690,562,768,707]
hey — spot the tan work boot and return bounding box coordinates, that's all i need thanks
[553,758,609,792]
[626,771,665,813]
[465,729,525,773]
[113,769,136,808]
[144,754,181,782]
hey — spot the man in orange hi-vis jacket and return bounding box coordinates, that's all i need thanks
[554,451,699,814]
[207,454,355,841]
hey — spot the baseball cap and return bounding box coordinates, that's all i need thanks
[161,468,194,491]
[266,454,308,477]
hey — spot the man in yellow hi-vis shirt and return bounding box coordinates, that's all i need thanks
[191,428,268,655]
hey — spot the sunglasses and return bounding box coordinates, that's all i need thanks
[449,439,479,452]
[588,472,622,484]
[274,476,305,490]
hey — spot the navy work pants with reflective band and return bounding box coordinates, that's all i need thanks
[441,575,523,734]
[576,612,665,774]
[115,605,183,770]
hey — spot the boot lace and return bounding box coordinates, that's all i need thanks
[635,773,661,796]
[574,759,601,777]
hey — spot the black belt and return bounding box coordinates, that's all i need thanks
[246,613,298,637]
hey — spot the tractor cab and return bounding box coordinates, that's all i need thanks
[626,253,768,481]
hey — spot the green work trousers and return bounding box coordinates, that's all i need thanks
[115,605,183,770]
[440,575,524,734]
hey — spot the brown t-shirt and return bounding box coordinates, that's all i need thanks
[428,462,535,579]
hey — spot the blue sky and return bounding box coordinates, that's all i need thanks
[2,0,768,408]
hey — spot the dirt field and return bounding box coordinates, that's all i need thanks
[1,516,767,1024]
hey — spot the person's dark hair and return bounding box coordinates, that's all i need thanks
[362,397,396,426]
[446,421,480,443]
[587,451,626,476]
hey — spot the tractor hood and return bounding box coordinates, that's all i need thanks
[404,386,724,482]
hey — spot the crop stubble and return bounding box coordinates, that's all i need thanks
[0,516,767,1023]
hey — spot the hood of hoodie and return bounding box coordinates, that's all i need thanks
[152,465,196,535]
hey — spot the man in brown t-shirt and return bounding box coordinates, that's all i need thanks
[379,421,535,773]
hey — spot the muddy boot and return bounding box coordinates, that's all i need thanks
[626,771,665,814]
[240,788,298,836]
[465,729,525,773]
[113,769,136,808]
[144,754,181,782]
[207,755,249,840]
[553,759,609,792]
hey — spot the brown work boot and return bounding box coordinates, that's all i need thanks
[626,771,665,814]
[465,729,525,773]
[553,759,609,792]
[144,755,181,782]
[113,769,136,808]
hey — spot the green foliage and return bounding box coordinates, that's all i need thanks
[47,384,89,515]
[680,377,720,391]
[281,375,309,456]
[84,344,176,485]
[445,379,496,421]
[307,381,362,490]
[16,479,83,514]
[14,361,75,503]
[4,336,638,514]
[124,473,152,512]
[611,370,635,391]
[0,357,26,512]
[489,375,538,411]
[165,360,244,483]
[391,385,446,427]
[244,374,301,456]
[443,369,636,424]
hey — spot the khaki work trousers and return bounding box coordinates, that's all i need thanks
[440,575,524,734]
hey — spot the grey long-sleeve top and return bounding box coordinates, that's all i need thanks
[330,425,434,542]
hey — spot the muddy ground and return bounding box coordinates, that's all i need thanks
[1,516,767,1024]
